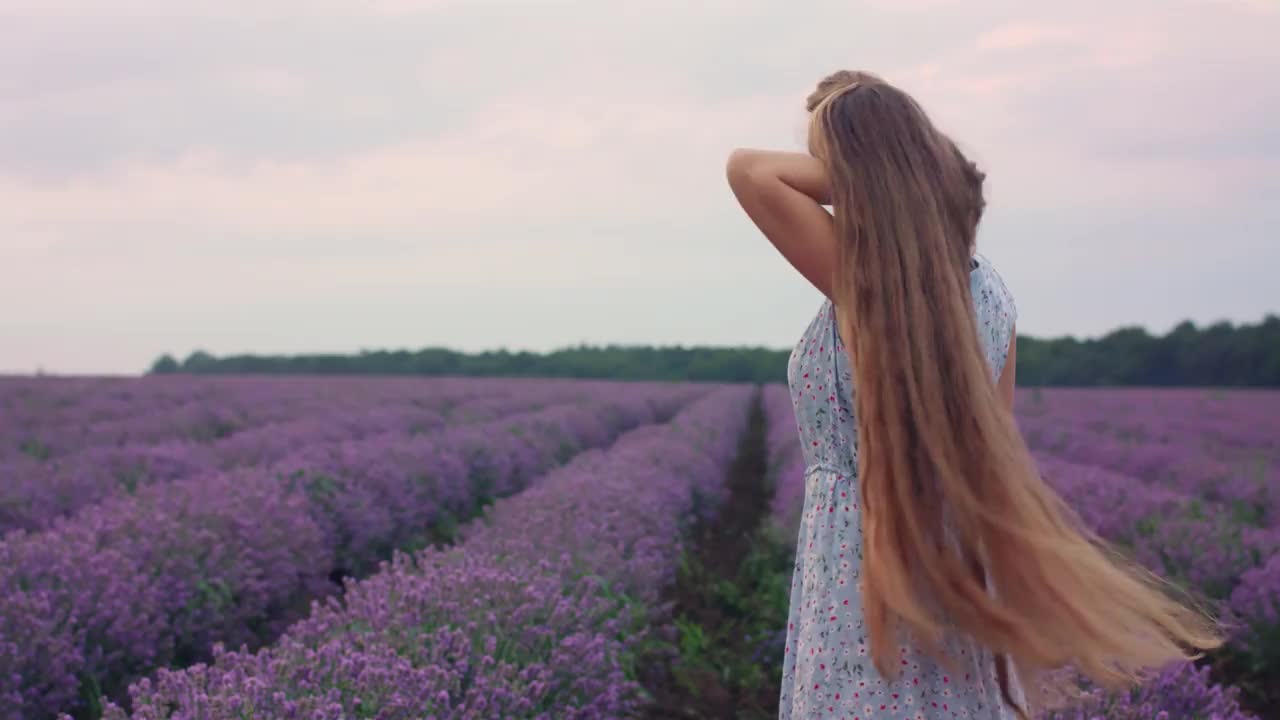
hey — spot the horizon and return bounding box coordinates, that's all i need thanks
[139,309,1280,377]
[3,0,1278,375]
[7,310,1278,379]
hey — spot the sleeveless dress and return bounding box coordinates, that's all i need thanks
[779,253,1021,720]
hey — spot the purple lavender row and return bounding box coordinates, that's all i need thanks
[751,383,806,670]
[761,384,798,479]
[1,375,475,434]
[0,384,703,720]
[1035,455,1271,718]
[272,385,705,577]
[198,385,576,469]
[1042,661,1257,720]
[0,380,617,535]
[97,385,753,720]
[1036,456,1279,605]
[1,376,523,463]
[204,379,601,466]
[1033,452,1280,701]
[1021,414,1280,528]
[762,383,805,537]
[1017,388,1280,459]
[9,374,589,464]
[1,375,225,442]
[1228,551,1280,683]
[0,406,441,536]
[1022,400,1280,701]
[0,376,308,458]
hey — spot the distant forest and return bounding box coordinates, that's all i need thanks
[149,315,1280,386]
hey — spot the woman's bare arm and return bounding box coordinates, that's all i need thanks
[725,149,839,299]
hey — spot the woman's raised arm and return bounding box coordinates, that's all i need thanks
[725,149,839,300]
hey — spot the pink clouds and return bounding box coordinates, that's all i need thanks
[0,88,794,239]
[975,22,1079,52]
[2,0,1274,251]
[884,3,1278,211]
[2,0,1274,229]
[0,0,1276,373]
[222,67,308,101]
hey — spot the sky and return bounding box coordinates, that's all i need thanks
[1,0,1277,375]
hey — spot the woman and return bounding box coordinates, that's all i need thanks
[726,70,1220,719]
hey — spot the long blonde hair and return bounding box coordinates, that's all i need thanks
[806,70,1221,716]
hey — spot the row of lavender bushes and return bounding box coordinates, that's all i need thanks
[1016,389,1280,461]
[0,378,612,535]
[1004,389,1278,715]
[1018,389,1280,528]
[751,384,805,673]
[92,385,753,719]
[762,384,805,540]
[1,376,512,462]
[1,383,703,720]
[1022,390,1279,709]
[1037,457,1273,718]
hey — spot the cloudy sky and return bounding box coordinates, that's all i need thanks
[1,0,1277,374]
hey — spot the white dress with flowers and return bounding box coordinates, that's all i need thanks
[778,254,1022,720]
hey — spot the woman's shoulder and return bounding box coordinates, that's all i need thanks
[970,252,1018,377]
[971,252,1017,322]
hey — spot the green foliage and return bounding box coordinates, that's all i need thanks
[148,354,180,374]
[1015,315,1280,387]
[663,532,795,719]
[146,314,1280,386]
[18,438,52,460]
[116,470,141,495]
[148,344,792,382]
[76,672,104,720]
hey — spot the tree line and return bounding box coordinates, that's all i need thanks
[149,314,1280,386]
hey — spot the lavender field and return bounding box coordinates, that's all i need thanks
[0,375,719,719]
[0,377,1277,719]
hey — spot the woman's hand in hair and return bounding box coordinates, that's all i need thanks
[726,149,831,204]
[726,149,839,299]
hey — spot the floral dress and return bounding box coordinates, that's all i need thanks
[779,253,1022,719]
